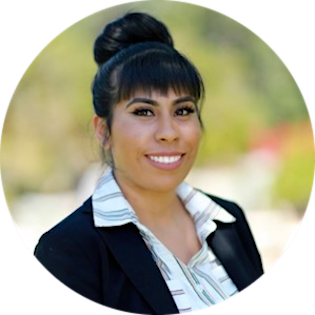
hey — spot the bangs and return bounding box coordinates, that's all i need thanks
[114,45,204,104]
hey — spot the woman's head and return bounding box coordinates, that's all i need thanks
[92,13,204,132]
[92,12,205,177]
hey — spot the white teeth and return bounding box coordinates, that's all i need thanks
[149,155,181,164]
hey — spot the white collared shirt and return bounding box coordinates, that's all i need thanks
[92,168,238,312]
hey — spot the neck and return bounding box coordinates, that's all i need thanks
[113,170,184,226]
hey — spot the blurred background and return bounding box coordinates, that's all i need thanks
[1,1,314,272]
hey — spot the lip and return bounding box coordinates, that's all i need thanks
[147,152,184,157]
[145,152,185,171]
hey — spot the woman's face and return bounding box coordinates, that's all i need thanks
[104,89,202,194]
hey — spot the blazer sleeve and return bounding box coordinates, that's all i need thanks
[34,230,104,304]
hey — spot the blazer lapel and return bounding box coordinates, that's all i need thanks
[207,222,259,291]
[99,224,178,315]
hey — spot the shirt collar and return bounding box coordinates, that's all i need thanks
[92,168,236,242]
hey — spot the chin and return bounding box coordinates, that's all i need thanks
[144,174,186,193]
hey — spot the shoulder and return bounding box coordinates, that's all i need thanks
[36,197,96,243]
[34,197,108,304]
[203,191,264,274]
[34,197,106,267]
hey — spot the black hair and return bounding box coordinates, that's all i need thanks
[92,13,205,163]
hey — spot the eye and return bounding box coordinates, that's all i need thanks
[175,106,196,116]
[132,108,154,117]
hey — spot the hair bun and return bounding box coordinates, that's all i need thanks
[94,12,174,66]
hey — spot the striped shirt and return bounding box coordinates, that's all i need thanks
[92,168,238,312]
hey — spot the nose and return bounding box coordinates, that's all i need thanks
[155,114,179,143]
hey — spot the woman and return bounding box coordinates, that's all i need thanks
[35,12,263,314]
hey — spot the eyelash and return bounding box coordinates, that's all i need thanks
[132,106,196,117]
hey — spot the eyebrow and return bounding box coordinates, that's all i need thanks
[125,96,196,108]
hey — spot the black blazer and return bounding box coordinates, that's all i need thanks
[34,194,263,314]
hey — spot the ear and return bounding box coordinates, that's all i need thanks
[92,115,111,150]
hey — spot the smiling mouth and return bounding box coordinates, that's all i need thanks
[147,155,183,164]
[145,153,186,171]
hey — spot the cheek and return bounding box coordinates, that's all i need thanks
[110,119,148,155]
[185,123,202,150]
